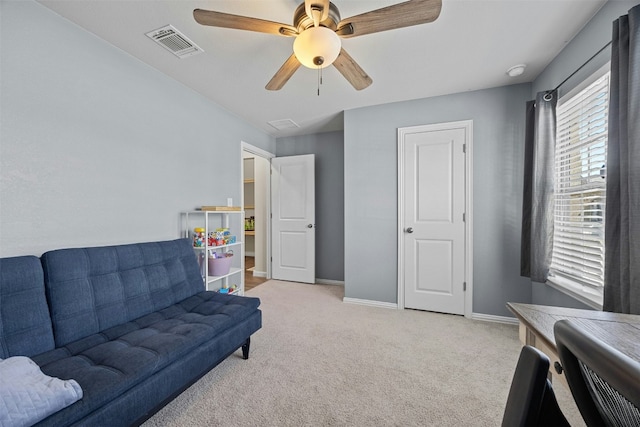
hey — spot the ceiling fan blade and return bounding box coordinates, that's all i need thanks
[194,9,297,37]
[305,0,330,26]
[333,48,372,91]
[266,54,302,91]
[336,0,442,38]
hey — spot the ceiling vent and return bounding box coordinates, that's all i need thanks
[268,119,300,131]
[146,25,203,59]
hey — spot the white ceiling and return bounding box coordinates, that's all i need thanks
[38,0,606,138]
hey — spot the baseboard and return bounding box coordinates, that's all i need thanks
[471,312,519,325]
[343,297,397,309]
[315,278,344,286]
[340,300,519,321]
[252,270,267,278]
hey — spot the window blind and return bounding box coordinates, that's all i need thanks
[550,72,609,290]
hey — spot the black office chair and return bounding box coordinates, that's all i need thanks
[502,345,570,427]
[554,319,640,427]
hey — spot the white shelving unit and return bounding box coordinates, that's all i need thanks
[181,210,245,295]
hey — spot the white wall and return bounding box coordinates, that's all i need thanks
[0,1,275,257]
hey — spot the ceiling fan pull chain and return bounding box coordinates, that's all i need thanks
[317,65,321,96]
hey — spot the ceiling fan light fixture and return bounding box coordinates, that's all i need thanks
[293,26,341,69]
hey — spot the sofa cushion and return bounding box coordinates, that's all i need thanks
[0,256,55,358]
[41,238,204,347]
[31,291,260,425]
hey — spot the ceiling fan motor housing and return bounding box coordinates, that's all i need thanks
[293,2,340,32]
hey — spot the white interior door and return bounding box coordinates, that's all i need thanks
[399,122,470,315]
[271,154,315,283]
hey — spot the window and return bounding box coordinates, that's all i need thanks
[549,69,610,308]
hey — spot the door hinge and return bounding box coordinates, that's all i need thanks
[463,213,466,222]
[463,281,467,291]
[462,143,466,153]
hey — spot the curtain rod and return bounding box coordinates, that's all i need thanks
[543,41,612,101]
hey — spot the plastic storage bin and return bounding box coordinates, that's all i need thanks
[208,255,233,276]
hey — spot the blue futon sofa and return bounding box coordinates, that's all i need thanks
[0,238,262,426]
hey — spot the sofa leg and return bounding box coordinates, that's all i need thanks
[242,337,251,360]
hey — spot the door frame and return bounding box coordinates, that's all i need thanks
[241,141,275,279]
[396,120,474,318]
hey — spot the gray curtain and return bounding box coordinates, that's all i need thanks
[604,5,640,314]
[521,90,557,283]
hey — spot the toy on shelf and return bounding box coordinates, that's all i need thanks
[218,283,238,294]
[193,228,206,247]
[207,228,236,246]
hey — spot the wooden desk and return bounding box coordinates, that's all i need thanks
[507,302,640,386]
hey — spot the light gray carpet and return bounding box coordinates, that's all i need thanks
[143,280,584,426]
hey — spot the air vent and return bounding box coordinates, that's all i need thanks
[268,119,300,131]
[146,25,203,58]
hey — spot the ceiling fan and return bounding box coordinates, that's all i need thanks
[193,0,442,91]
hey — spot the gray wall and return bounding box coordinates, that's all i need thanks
[344,84,532,317]
[1,1,275,257]
[533,1,637,97]
[528,0,638,309]
[343,0,639,316]
[276,131,345,282]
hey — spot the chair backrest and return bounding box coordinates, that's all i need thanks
[0,256,55,358]
[41,238,204,347]
[554,319,640,427]
[502,345,570,427]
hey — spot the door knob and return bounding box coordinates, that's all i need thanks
[307,224,314,228]
[406,227,414,233]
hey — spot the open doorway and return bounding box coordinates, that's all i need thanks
[241,142,274,291]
